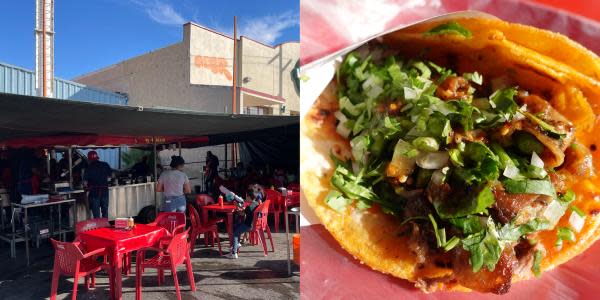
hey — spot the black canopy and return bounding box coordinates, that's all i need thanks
[0,92,298,146]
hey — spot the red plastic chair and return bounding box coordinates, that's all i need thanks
[285,190,301,207]
[75,218,110,236]
[264,189,284,232]
[196,194,215,206]
[74,218,127,273]
[187,203,222,255]
[135,229,196,300]
[150,212,187,234]
[195,194,224,226]
[287,183,300,192]
[284,191,300,229]
[50,239,113,300]
[245,200,275,256]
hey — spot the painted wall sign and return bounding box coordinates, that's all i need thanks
[194,55,233,81]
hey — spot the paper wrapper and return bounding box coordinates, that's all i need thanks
[299,2,600,299]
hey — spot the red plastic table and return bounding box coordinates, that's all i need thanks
[79,224,167,300]
[201,202,249,248]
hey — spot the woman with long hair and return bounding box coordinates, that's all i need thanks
[156,156,190,212]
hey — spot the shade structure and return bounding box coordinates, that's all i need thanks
[0,92,298,148]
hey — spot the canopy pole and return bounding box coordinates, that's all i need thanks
[153,142,158,216]
[68,147,73,188]
[231,15,238,171]
[178,142,182,156]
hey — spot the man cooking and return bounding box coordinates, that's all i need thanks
[17,149,46,197]
[83,151,113,218]
[131,155,150,179]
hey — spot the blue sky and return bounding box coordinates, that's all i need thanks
[0,0,299,79]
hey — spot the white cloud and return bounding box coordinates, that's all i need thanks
[239,11,299,45]
[131,0,185,26]
[129,0,298,44]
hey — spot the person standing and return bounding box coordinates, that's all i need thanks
[204,151,219,194]
[84,151,113,218]
[157,156,190,212]
[17,149,45,197]
[131,156,150,179]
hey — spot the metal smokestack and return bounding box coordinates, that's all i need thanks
[35,0,54,97]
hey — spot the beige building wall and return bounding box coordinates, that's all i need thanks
[238,38,300,115]
[186,24,235,87]
[75,28,232,113]
[74,22,298,115]
[72,22,298,175]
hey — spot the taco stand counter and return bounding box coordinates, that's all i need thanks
[70,181,163,224]
[0,182,162,266]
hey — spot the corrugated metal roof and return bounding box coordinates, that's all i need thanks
[0,61,127,105]
[1,61,128,167]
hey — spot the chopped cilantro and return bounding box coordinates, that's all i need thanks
[557,227,576,242]
[424,21,472,38]
[571,205,586,217]
[523,111,566,139]
[325,190,352,212]
[532,250,543,277]
[503,179,556,198]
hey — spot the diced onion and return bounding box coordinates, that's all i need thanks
[387,140,417,180]
[403,87,418,100]
[513,111,526,121]
[503,164,520,179]
[568,211,585,233]
[366,84,383,99]
[336,123,350,138]
[352,162,360,175]
[334,110,347,122]
[416,152,449,169]
[334,111,350,138]
[531,152,544,168]
[362,74,383,99]
[430,169,445,185]
[543,200,565,226]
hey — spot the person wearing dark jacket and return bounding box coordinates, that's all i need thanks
[204,151,219,195]
[84,151,112,218]
[131,156,150,178]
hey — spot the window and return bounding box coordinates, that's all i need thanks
[244,106,272,115]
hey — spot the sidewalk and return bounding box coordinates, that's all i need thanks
[0,232,299,300]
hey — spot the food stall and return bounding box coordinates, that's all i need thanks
[0,91,298,264]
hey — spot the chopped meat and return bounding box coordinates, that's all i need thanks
[414,275,454,292]
[563,142,594,177]
[406,222,429,265]
[518,95,575,168]
[401,191,431,219]
[513,239,546,278]
[425,182,452,206]
[452,129,488,144]
[452,247,515,294]
[406,219,438,266]
[401,196,437,265]
[491,184,552,225]
[436,76,471,100]
[548,171,573,195]
[397,189,425,205]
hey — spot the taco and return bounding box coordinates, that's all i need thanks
[301,17,600,294]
